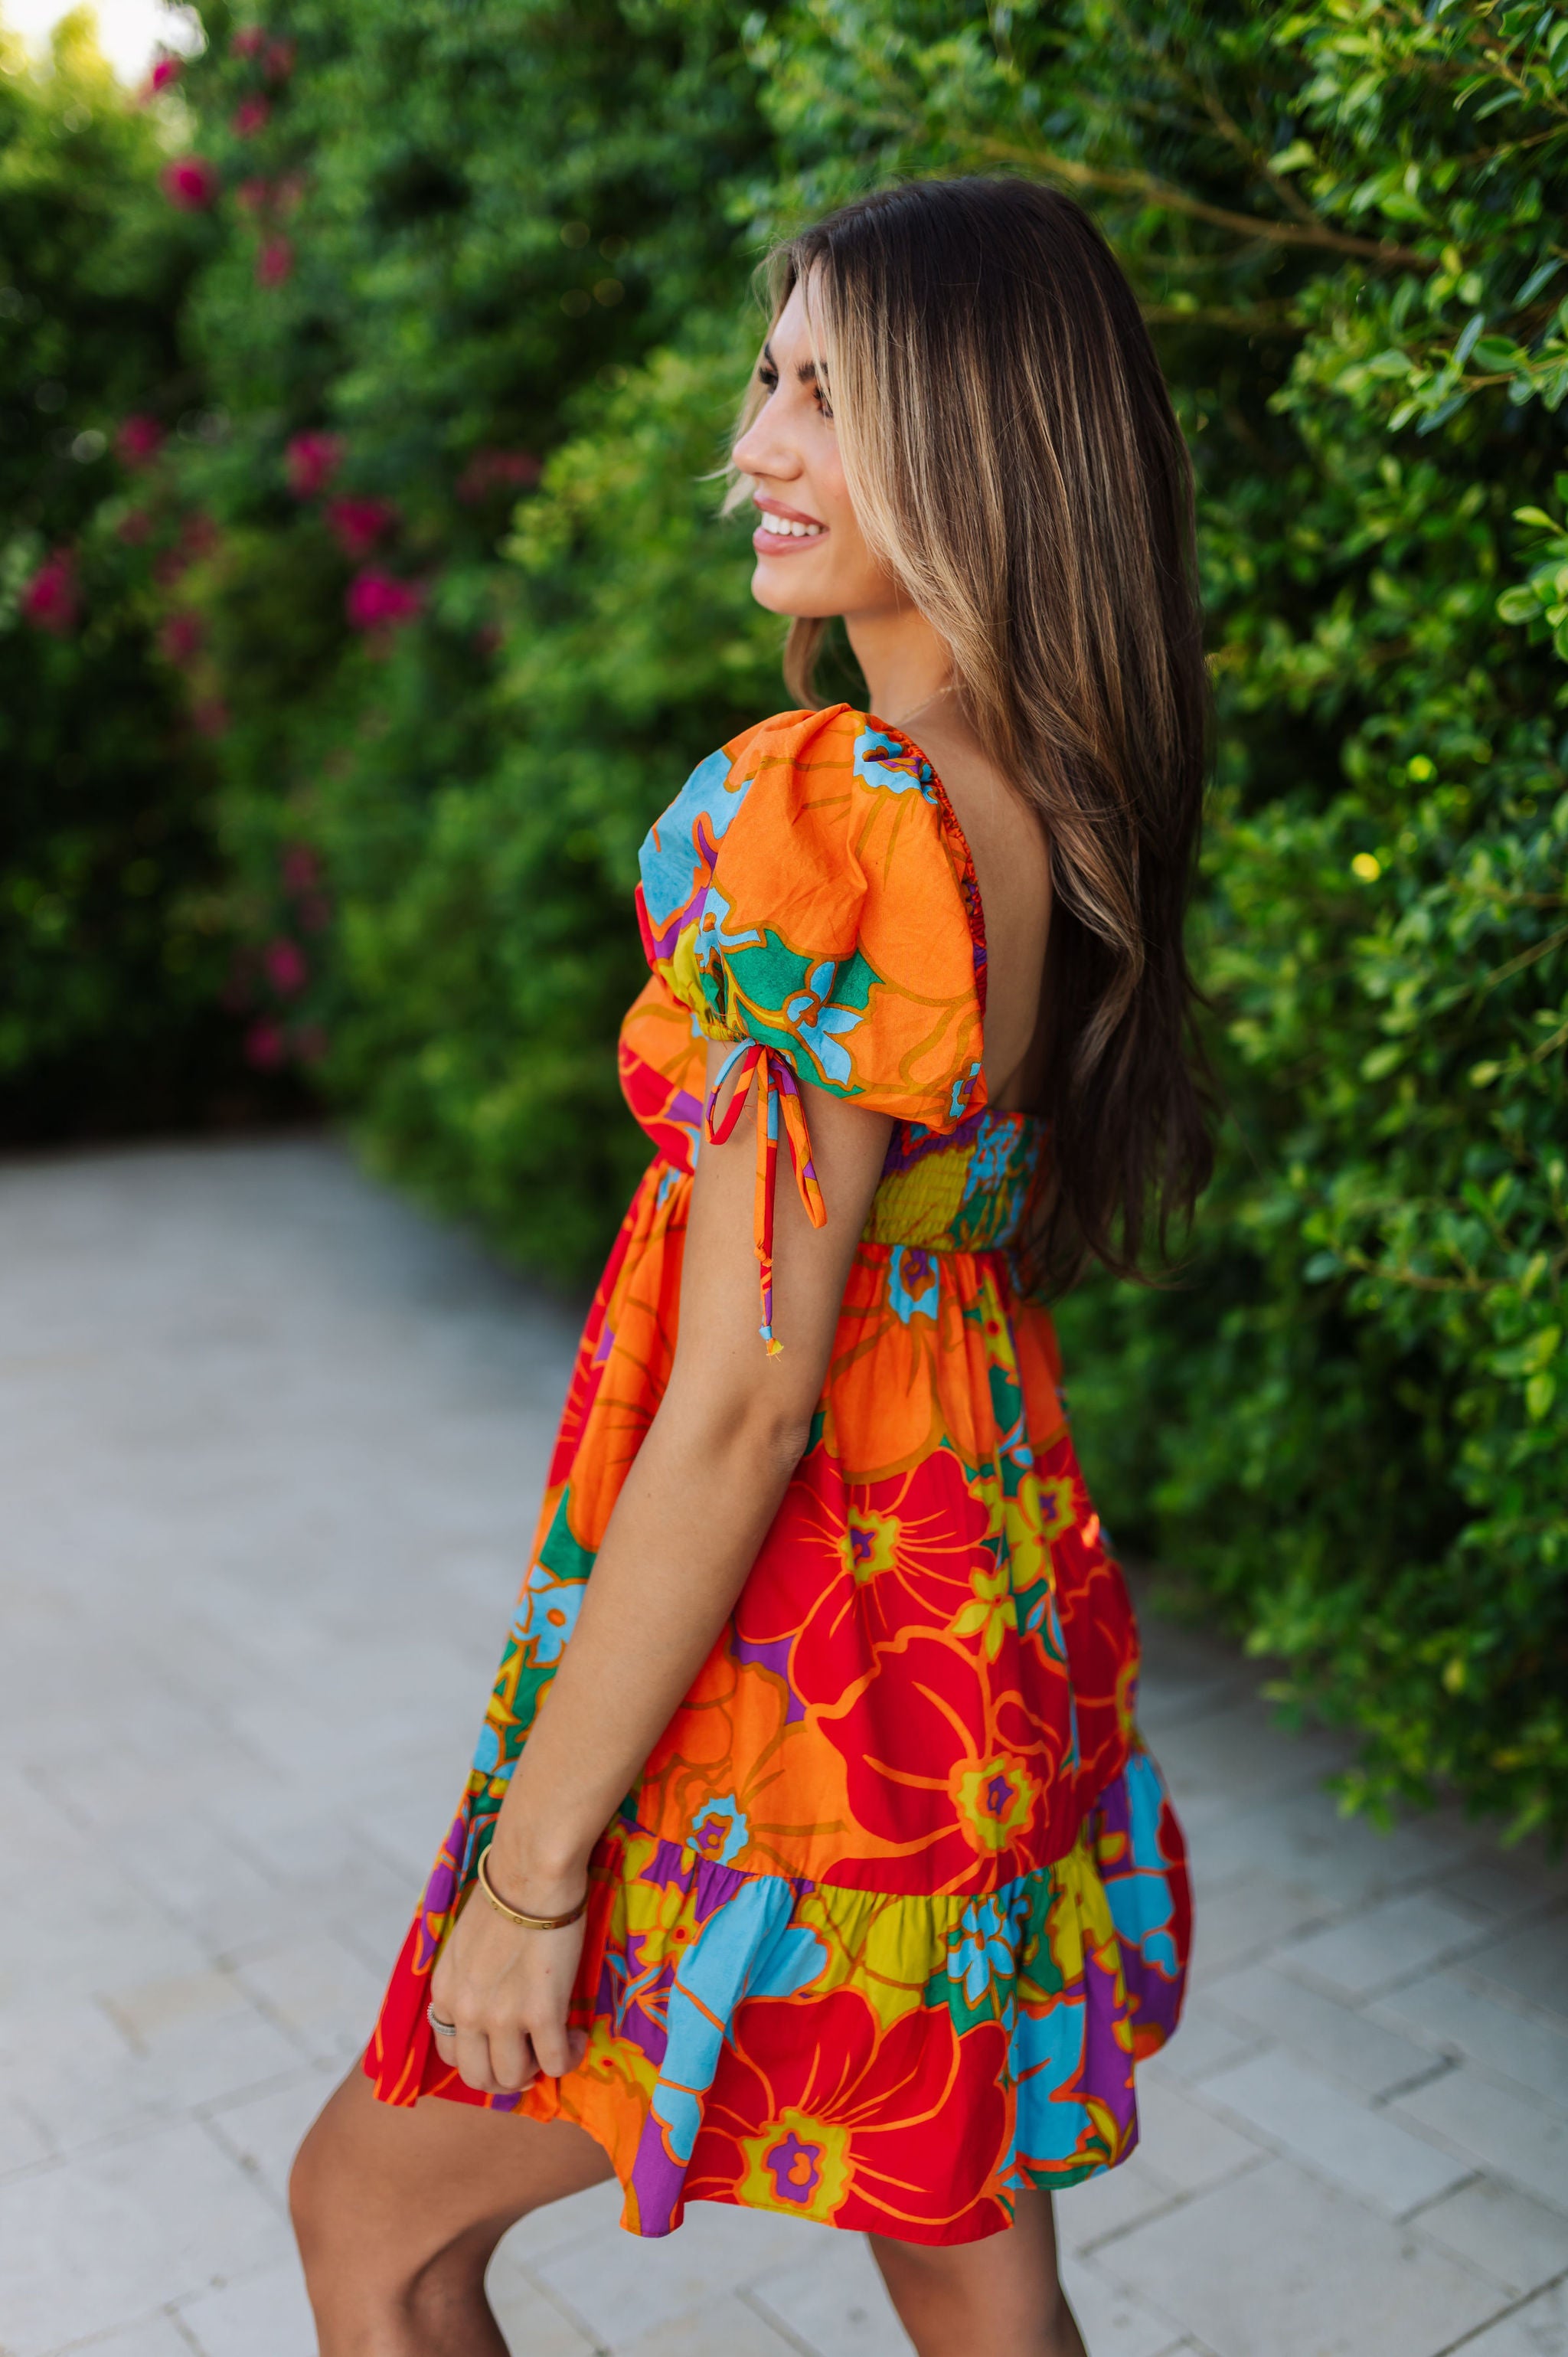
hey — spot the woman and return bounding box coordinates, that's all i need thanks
[292,175,1209,2357]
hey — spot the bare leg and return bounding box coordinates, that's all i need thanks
[290,2065,615,2357]
[869,2189,1088,2357]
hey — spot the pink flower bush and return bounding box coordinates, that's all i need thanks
[140,54,181,99]
[456,447,541,504]
[325,496,398,560]
[237,175,272,214]
[233,95,271,138]
[263,938,308,995]
[21,550,79,636]
[285,433,345,497]
[256,236,293,288]
[116,508,152,547]
[265,37,296,82]
[230,26,266,58]
[244,1018,286,1070]
[158,612,204,669]
[345,569,423,633]
[161,155,220,210]
[115,414,165,467]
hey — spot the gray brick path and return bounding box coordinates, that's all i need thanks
[2,1138,1564,2357]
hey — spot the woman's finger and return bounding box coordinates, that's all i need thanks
[487,2024,539,2094]
[454,2026,502,2095]
[528,2012,584,2080]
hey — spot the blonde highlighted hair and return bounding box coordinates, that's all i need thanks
[733,176,1213,1289]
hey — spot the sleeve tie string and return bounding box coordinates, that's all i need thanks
[704,1040,827,1354]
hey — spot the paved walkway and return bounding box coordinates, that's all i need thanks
[2,1138,1565,2357]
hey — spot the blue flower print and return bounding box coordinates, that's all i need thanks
[512,1561,585,1666]
[946,1893,1019,2007]
[852,726,937,801]
[888,1245,939,1324]
[783,959,863,1087]
[689,1793,749,1867]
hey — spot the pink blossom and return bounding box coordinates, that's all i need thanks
[285,432,345,498]
[230,25,266,58]
[281,844,320,893]
[21,549,79,636]
[192,698,230,738]
[276,172,307,213]
[293,1023,328,1064]
[265,37,296,81]
[158,611,204,668]
[256,236,293,288]
[237,175,272,214]
[116,508,152,546]
[233,95,271,138]
[345,569,423,633]
[263,937,308,995]
[161,155,219,210]
[116,414,165,468]
[325,496,398,561]
[456,447,541,505]
[140,54,181,99]
[244,1018,286,1069]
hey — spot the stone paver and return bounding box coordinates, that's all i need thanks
[2,1137,1565,2357]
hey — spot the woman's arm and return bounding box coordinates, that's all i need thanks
[430,1044,893,2096]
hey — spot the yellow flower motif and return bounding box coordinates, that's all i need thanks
[952,1753,1037,1854]
[739,2107,854,2222]
[952,1561,1019,1661]
[799,1885,939,2028]
[845,1505,899,1585]
[1037,1475,1076,1538]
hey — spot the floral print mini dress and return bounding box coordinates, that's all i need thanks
[366,701,1191,2246]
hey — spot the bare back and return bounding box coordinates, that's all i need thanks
[908,706,1053,1113]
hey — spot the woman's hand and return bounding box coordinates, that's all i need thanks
[427,1862,589,2097]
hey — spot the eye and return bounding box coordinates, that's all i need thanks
[815,382,835,423]
[756,361,779,394]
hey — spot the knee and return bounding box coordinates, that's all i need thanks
[289,2101,366,2283]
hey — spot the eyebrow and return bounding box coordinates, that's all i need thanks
[761,339,824,386]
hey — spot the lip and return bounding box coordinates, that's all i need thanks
[752,492,827,555]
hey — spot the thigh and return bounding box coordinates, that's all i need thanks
[868,2190,1083,2357]
[292,2063,616,2292]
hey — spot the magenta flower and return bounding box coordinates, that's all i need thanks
[141,54,181,98]
[233,95,270,138]
[256,236,293,288]
[244,1018,286,1070]
[161,155,220,210]
[263,938,308,996]
[285,432,345,498]
[21,550,79,636]
[345,569,423,633]
[237,175,272,214]
[115,414,165,468]
[456,447,541,505]
[325,496,398,560]
[281,844,320,893]
[116,508,152,546]
[158,611,204,668]
[230,25,266,58]
[265,37,296,81]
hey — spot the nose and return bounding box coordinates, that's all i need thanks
[733,399,800,487]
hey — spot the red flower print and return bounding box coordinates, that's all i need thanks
[687,1985,1011,2241]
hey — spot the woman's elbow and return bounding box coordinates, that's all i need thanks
[660,1373,816,1482]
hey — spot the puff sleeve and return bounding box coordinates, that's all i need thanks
[635,703,986,1348]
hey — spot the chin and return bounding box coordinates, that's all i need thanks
[749,561,838,619]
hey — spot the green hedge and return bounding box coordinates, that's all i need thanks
[47,0,1567,1838]
[0,17,268,1135]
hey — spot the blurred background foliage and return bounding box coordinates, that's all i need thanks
[2,0,1565,1840]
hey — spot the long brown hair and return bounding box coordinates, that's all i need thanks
[733,176,1213,1290]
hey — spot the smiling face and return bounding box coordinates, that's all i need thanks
[731,276,903,626]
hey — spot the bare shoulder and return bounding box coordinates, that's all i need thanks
[909,706,1052,1107]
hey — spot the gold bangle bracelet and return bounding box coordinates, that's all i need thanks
[476,1842,588,1931]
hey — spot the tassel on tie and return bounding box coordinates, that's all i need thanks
[704,1040,827,1351]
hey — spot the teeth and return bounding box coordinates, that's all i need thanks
[758,514,823,539]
